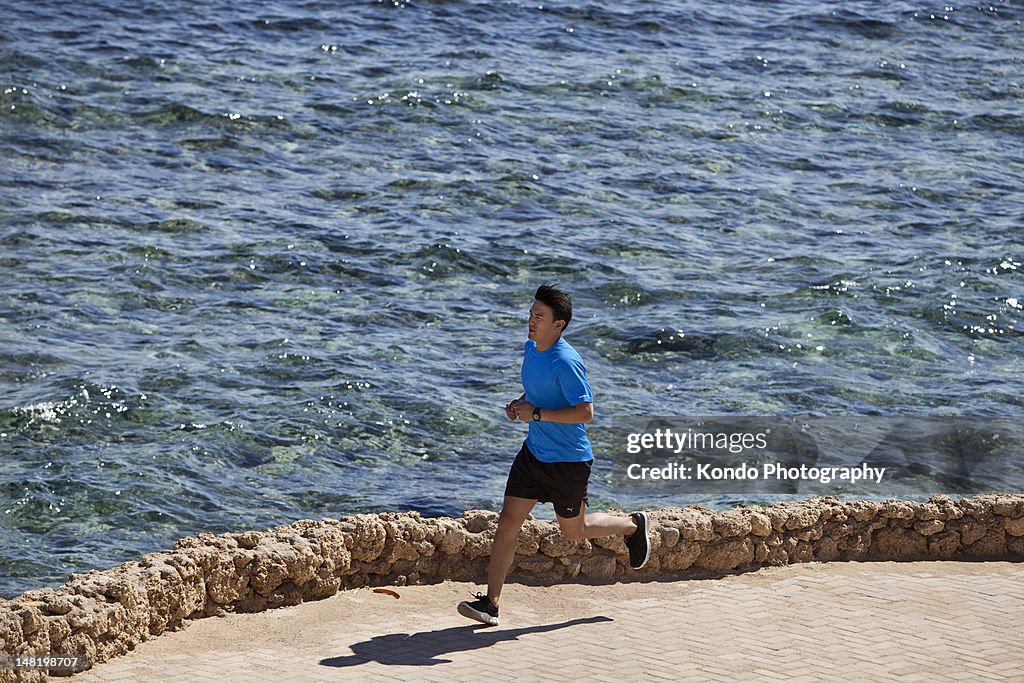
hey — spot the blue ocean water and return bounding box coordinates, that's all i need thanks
[1,0,1022,597]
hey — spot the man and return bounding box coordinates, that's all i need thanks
[458,284,652,626]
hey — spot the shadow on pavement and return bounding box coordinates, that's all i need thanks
[320,615,614,667]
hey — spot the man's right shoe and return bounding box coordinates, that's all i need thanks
[457,593,499,626]
[625,511,652,569]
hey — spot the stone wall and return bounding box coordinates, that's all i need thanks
[3,493,1023,680]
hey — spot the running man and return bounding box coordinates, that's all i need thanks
[458,284,652,626]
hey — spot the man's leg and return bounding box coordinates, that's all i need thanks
[458,495,536,625]
[487,495,537,606]
[555,504,636,541]
[557,504,653,570]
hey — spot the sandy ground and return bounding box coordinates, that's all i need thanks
[73,560,1024,682]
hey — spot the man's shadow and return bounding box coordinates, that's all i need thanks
[320,615,613,667]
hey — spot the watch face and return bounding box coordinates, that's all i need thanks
[533,408,540,421]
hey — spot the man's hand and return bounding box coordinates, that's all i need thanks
[506,394,529,421]
[514,400,536,422]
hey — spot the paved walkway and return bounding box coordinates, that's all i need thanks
[74,561,1023,682]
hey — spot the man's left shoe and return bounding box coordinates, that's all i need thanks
[457,593,500,626]
[625,511,652,569]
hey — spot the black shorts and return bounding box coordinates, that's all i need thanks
[504,442,592,518]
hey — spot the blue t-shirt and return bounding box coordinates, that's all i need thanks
[522,338,594,463]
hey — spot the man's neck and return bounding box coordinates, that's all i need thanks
[535,335,561,353]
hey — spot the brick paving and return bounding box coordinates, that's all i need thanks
[73,561,1024,682]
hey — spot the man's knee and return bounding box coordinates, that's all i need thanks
[496,513,526,539]
[557,518,586,541]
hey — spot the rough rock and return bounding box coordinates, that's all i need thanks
[1002,516,1024,537]
[660,541,701,571]
[540,534,591,558]
[872,528,927,559]
[4,494,1023,679]
[694,538,754,571]
[580,555,617,579]
[928,531,961,557]
[914,520,944,536]
[660,507,715,542]
[748,512,772,537]
[660,526,680,548]
[714,510,751,538]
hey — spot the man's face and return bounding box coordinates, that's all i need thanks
[528,299,564,343]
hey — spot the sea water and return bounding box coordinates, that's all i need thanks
[1,0,1021,596]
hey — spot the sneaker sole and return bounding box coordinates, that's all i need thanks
[457,601,499,626]
[633,511,651,569]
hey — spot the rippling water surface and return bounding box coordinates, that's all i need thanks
[1,0,1022,596]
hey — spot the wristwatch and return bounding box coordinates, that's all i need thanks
[532,407,542,421]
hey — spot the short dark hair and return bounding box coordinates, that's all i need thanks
[534,283,573,330]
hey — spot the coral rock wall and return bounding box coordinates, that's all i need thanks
[3,494,1023,680]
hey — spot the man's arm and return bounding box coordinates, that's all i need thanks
[512,400,593,424]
